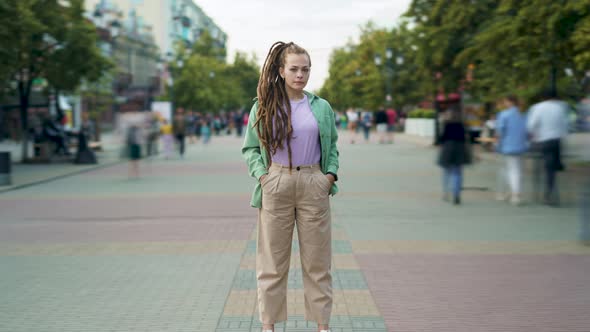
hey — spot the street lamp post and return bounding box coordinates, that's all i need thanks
[375,48,400,108]
[385,48,393,107]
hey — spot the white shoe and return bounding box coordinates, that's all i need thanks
[320,330,331,332]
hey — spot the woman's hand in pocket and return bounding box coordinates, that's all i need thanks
[326,173,336,186]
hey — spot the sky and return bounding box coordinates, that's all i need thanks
[195,0,413,92]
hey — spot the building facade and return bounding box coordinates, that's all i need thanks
[88,0,161,121]
[85,0,226,59]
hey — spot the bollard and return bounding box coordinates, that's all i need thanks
[0,152,11,186]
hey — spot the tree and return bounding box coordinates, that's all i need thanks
[170,34,259,113]
[320,22,426,111]
[191,29,227,61]
[321,23,390,111]
[456,0,590,103]
[405,0,499,95]
[174,54,235,112]
[45,1,111,119]
[0,0,111,162]
[226,51,260,111]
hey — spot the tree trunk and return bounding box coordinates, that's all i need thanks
[18,80,31,163]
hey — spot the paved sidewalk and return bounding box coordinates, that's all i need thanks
[0,133,123,193]
[0,131,588,332]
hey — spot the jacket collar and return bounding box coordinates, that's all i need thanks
[303,90,318,104]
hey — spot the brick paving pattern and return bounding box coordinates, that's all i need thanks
[1,133,588,331]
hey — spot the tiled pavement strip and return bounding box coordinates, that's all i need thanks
[0,132,589,332]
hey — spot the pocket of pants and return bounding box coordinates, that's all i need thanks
[260,173,271,188]
[261,170,282,194]
[261,171,275,189]
[316,172,332,193]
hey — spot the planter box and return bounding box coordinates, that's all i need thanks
[404,118,435,137]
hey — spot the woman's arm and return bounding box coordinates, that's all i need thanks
[241,103,268,181]
[326,103,340,178]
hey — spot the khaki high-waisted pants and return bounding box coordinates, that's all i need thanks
[257,163,332,325]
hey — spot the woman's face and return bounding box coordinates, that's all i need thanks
[280,53,310,96]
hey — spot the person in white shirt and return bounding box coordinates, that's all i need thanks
[527,90,569,205]
[346,108,359,144]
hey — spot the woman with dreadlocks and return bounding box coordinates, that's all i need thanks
[242,42,340,332]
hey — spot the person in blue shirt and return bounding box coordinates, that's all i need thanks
[495,95,528,205]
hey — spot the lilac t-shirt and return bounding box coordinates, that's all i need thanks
[271,95,321,166]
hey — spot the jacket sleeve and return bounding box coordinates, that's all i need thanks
[326,102,340,175]
[241,103,268,181]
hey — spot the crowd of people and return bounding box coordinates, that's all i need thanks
[120,108,250,178]
[335,107,405,144]
[437,89,572,207]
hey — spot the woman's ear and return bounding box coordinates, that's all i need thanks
[279,66,285,79]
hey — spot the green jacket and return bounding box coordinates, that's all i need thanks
[241,91,340,208]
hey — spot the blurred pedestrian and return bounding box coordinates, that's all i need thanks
[146,113,160,157]
[186,110,197,144]
[126,124,142,178]
[438,108,471,205]
[346,108,358,144]
[173,108,186,158]
[42,114,71,156]
[241,41,339,332]
[361,110,372,142]
[527,89,569,206]
[194,112,202,141]
[495,95,528,205]
[234,110,244,137]
[339,111,347,130]
[160,119,174,159]
[200,118,211,144]
[211,115,219,136]
[375,107,388,144]
[386,107,397,143]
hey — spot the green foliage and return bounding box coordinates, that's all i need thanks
[320,22,424,111]
[0,0,111,161]
[191,29,227,60]
[0,0,111,92]
[171,37,259,113]
[407,108,435,118]
[226,51,260,110]
[321,0,590,112]
[454,0,590,102]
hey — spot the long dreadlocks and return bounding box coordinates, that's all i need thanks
[254,41,311,170]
